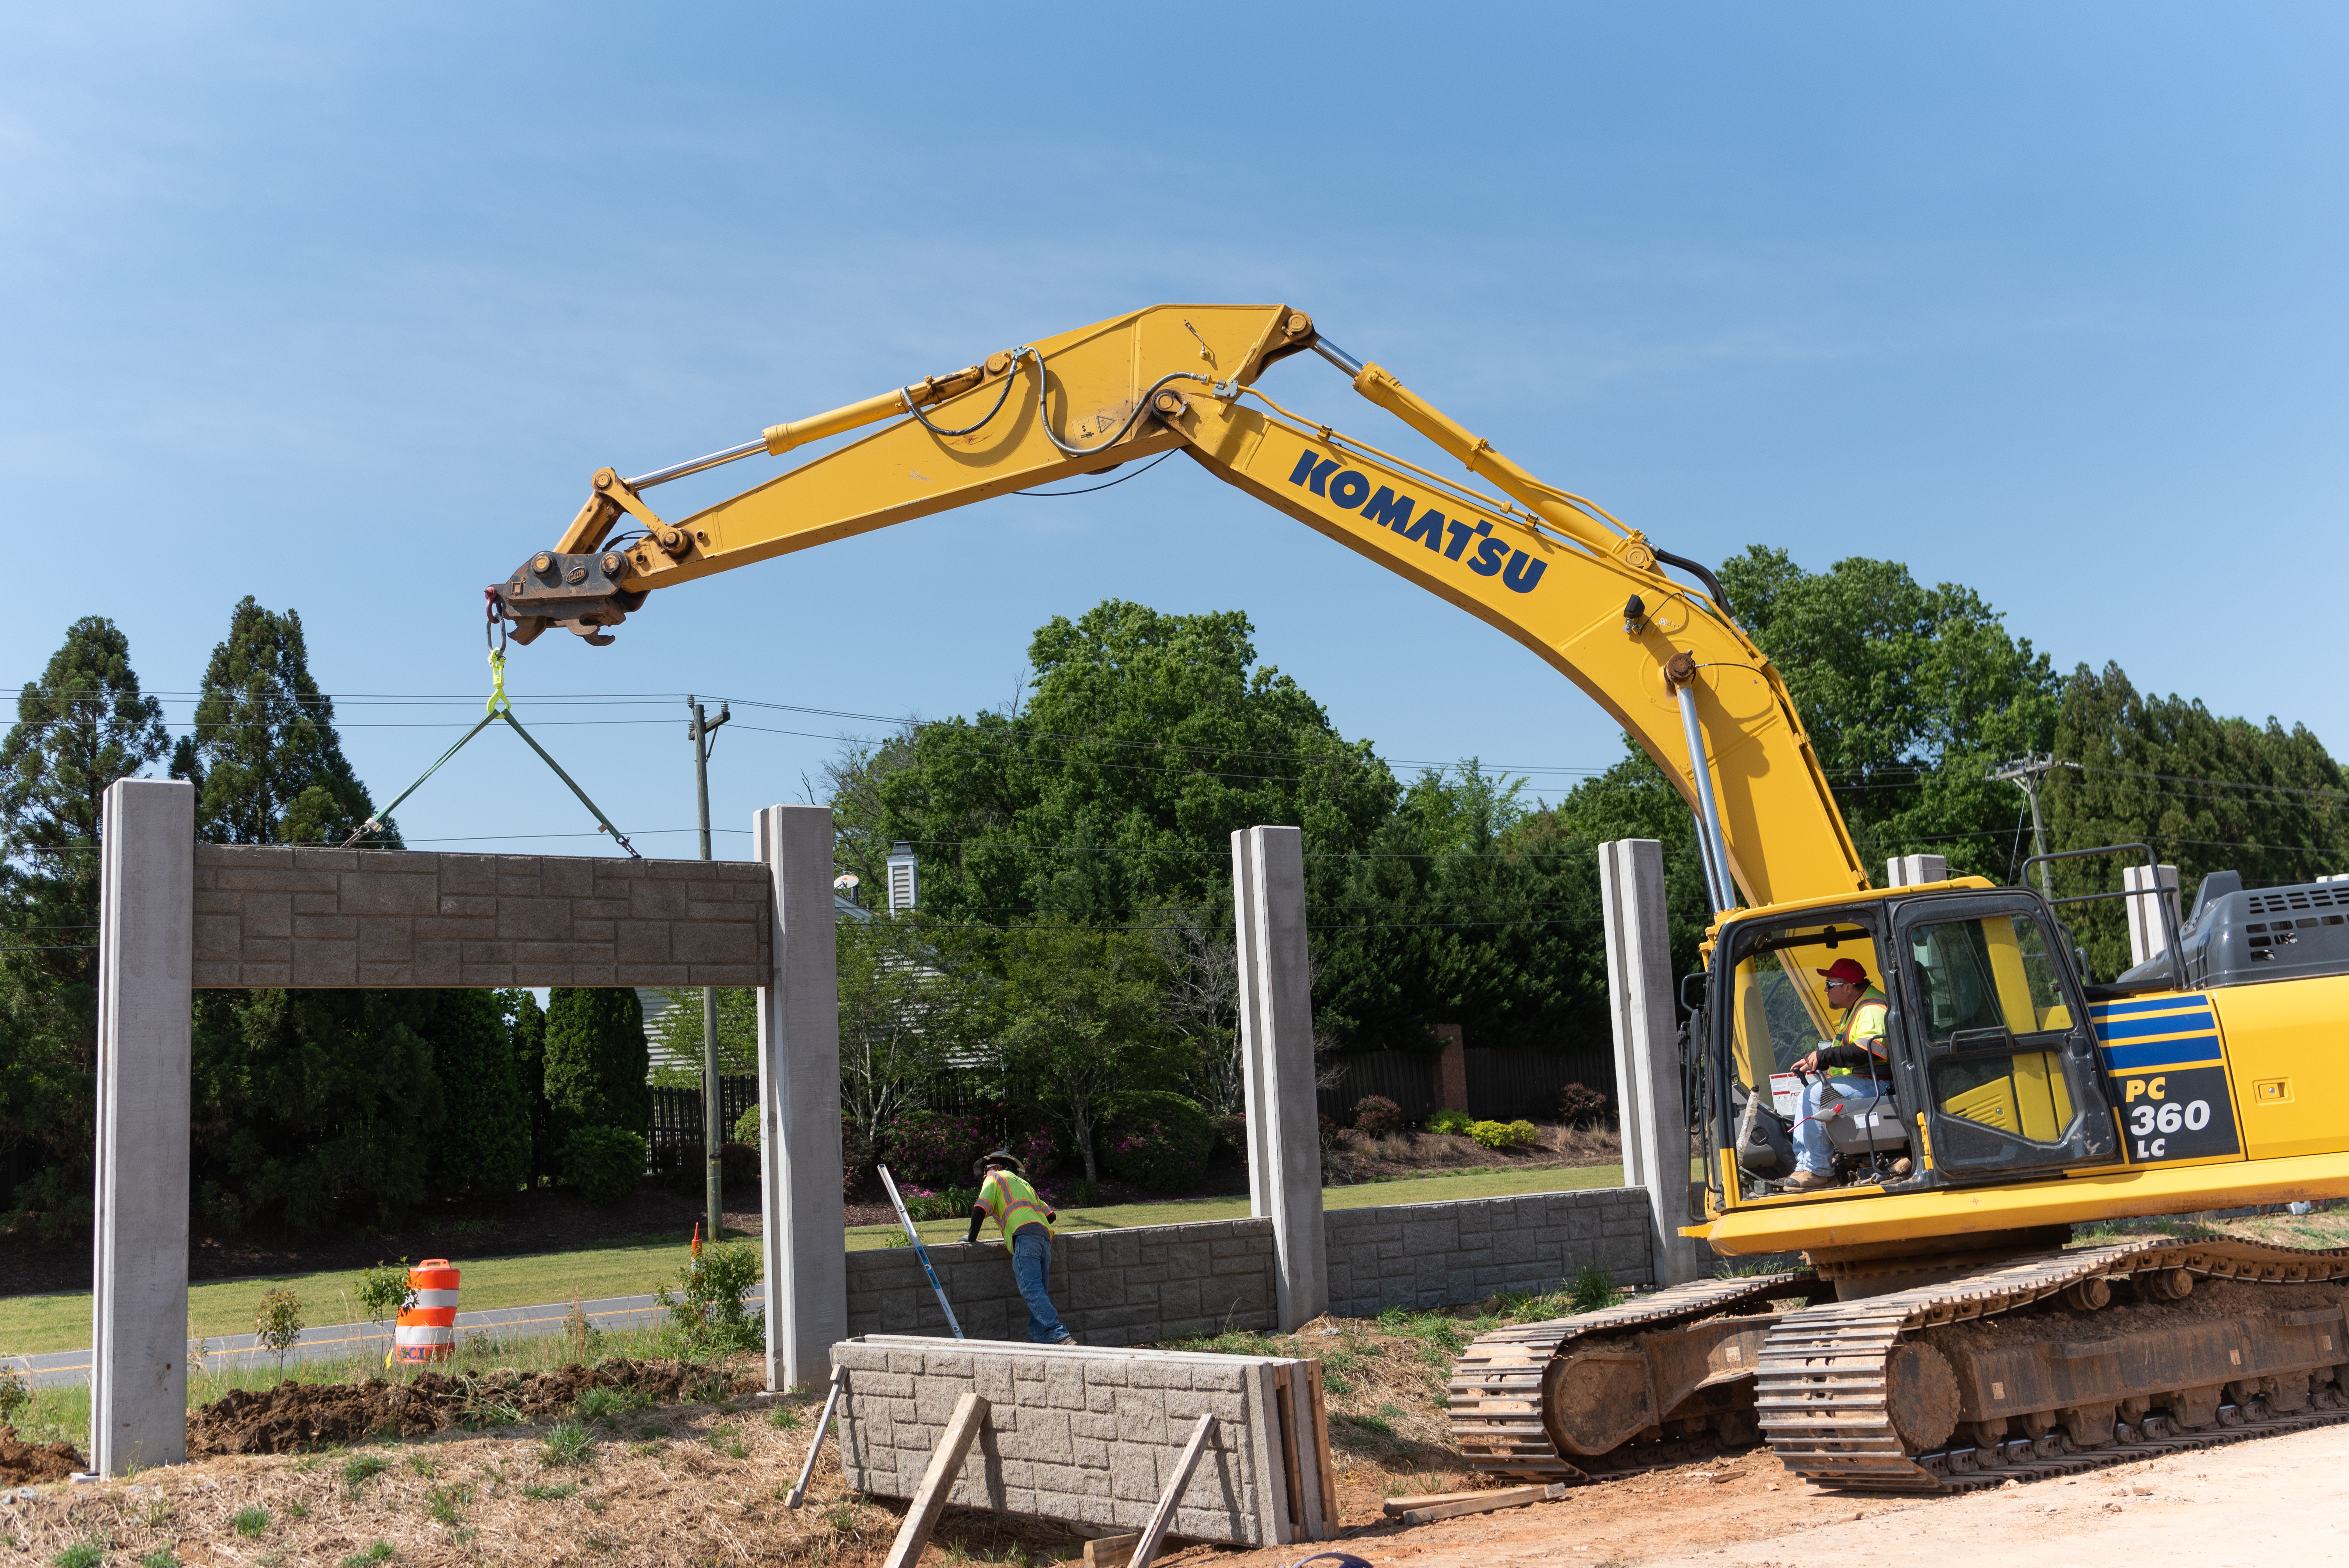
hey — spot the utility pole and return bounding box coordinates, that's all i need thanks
[1988,754,2075,899]
[688,694,731,1246]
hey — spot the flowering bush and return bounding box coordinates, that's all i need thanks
[1468,1118,1541,1152]
[1557,1083,1610,1127]
[886,1110,992,1188]
[1426,1108,1474,1135]
[1098,1091,1217,1192]
[1211,1113,1248,1162]
[1352,1096,1403,1138]
[1013,1126,1059,1178]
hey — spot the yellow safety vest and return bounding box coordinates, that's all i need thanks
[975,1170,1055,1240]
[1826,986,1890,1078]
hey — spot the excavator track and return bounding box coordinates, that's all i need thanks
[1445,1270,1824,1480]
[1757,1237,2349,1493]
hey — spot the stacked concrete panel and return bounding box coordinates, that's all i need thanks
[1324,1188,1652,1316]
[189,844,770,988]
[845,1220,1278,1345]
[832,1336,1330,1546]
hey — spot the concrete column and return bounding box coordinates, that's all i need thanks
[91,778,194,1476]
[2124,863,2181,968]
[1885,853,1948,887]
[753,805,847,1389]
[1232,826,1327,1330]
[1599,839,1709,1287]
[1432,1023,1467,1112]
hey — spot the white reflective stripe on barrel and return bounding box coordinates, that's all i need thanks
[411,1290,461,1309]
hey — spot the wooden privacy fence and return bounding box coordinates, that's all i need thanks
[648,1074,762,1161]
[1316,1044,1618,1124]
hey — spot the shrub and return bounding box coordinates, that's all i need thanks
[654,1237,765,1354]
[1099,1091,1216,1192]
[885,1110,992,1189]
[731,1104,761,1146]
[1012,1125,1059,1178]
[1351,1096,1403,1138]
[1468,1119,1538,1151]
[720,1140,760,1187]
[897,1186,978,1223]
[1426,1108,1474,1135]
[0,1356,29,1422]
[561,1125,647,1205]
[1557,1082,1609,1127]
[1210,1113,1248,1162]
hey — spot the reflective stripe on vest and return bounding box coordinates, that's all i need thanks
[1826,987,1890,1078]
[977,1170,1053,1239]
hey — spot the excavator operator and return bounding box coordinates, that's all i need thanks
[1784,958,1894,1191]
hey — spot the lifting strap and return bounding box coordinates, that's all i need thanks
[342,604,640,856]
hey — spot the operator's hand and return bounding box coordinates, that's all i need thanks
[1791,1050,1820,1075]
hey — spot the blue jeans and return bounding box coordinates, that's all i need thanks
[1795,1076,1885,1174]
[1011,1228,1071,1343]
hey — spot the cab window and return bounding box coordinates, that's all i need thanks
[1907,912,2076,1143]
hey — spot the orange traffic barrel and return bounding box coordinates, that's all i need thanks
[394,1258,460,1364]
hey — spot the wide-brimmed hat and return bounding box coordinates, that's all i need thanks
[1815,957,1871,986]
[973,1149,1025,1176]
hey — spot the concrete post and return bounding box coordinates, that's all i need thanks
[1885,853,1948,887]
[754,804,847,1389]
[1599,839,1709,1287]
[1232,826,1328,1330]
[2124,863,2181,968]
[91,779,194,1476]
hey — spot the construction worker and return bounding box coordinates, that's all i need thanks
[1784,957,1899,1191]
[964,1150,1075,1345]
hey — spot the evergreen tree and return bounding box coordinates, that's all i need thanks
[0,617,169,1230]
[543,987,652,1148]
[170,597,392,846]
[506,988,557,1185]
[424,990,530,1198]
[189,988,445,1235]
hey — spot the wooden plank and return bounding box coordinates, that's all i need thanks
[1127,1414,1216,1568]
[1383,1488,1497,1515]
[1396,1484,1565,1525]
[784,1365,846,1509]
[1082,1535,1141,1567]
[1303,1360,1338,1542]
[1271,1363,1305,1535]
[880,1391,990,1568]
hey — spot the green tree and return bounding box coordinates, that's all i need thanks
[170,597,392,846]
[543,988,652,1149]
[997,923,1176,1183]
[423,990,530,1198]
[0,617,170,1232]
[836,914,992,1176]
[189,988,445,1235]
[505,989,557,1185]
[1717,546,2062,882]
[827,600,1397,927]
[647,987,757,1088]
[2044,661,2349,976]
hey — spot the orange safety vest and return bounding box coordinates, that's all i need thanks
[1827,986,1891,1078]
[975,1169,1056,1240]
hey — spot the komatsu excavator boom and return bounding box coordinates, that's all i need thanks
[492,303,2349,1493]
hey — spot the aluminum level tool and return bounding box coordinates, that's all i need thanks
[875,1164,963,1340]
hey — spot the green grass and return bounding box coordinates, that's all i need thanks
[848,1163,1625,1249]
[0,1230,733,1355]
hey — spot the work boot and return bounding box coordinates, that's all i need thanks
[1781,1170,1835,1192]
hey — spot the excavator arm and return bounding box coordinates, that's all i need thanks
[490,302,1868,910]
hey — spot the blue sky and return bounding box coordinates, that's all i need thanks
[5,4,2342,859]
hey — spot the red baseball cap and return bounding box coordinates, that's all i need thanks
[1816,957,1870,986]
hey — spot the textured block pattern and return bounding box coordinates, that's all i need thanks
[832,1339,1294,1545]
[190,845,770,988]
[1323,1188,1654,1317]
[845,1220,1278,1345]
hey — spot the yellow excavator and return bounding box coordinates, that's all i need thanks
[490,303,2349,1491]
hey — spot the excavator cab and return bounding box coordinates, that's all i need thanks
[1704,887,2121,1209]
